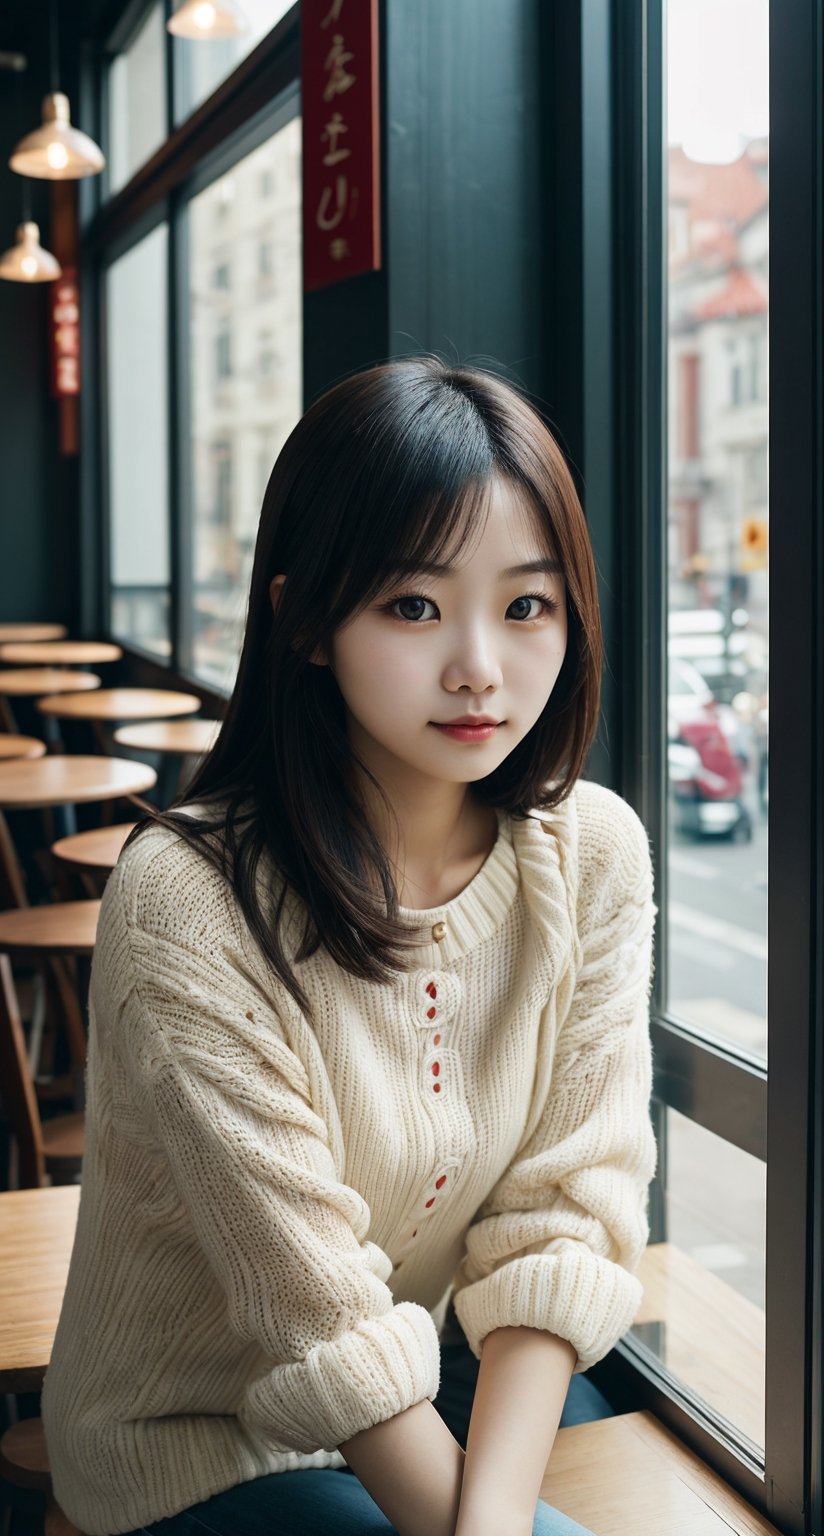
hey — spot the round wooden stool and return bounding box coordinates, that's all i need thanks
[51,823,137,876]
[0,641,122,666]
[0,624,66,643]
[0,735,46,762]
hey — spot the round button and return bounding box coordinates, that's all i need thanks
[431,920,447,942]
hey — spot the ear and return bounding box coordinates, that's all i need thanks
[269,573,329,668]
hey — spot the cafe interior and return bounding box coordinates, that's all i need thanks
[0,1,821,1534]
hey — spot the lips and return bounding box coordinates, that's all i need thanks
[435,717,501,727]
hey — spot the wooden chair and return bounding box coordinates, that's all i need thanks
[0,953,85,1190]
[0,1417,86,1534]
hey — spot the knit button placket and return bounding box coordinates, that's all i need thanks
[390,1157,462,1271]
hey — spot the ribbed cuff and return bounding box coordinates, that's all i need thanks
[239,1301,442,1452]
[452,1240,643,1373]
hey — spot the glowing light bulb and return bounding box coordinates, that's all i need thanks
[47,141,69,170]
[20,255,38,278]
[193,2,217,27]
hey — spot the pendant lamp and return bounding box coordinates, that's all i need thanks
[167,0,250,39]
[0,54,62,282]
[8,0,104,181]
[0,221,61,283]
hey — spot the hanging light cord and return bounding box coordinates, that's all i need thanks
[14,61,32,221]
[49,0,59,94]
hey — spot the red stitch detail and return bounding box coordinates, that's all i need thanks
[427,1006,436,1019]
[433,1034,441,1045]
[425,982,437,998]
[433,1083,441,1093]
[425,1197,435,1208]
[432,1061,440,1076]
[435,1175,446,1189]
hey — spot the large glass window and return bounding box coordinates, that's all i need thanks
[106,224,171,658]
[186,118,302,689]
[635,0,769,1456]
[107,2,167,195]
[172,0,295,124]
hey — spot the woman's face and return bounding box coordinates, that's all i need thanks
[309,477,569,794]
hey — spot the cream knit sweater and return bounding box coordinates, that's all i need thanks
[41,778,658,1536]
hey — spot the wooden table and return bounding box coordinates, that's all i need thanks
[0,624,66,645]
[0,754,157,867]
[0,736,46,762]
[0,670,101,737]
[0,1184,79,1392]
[51,822,138,880]
[113,718,220,754]
[0,900,100,957]
[37,690,202,788]
[114,718,220,800]
[36,688,200,724]
[0,641,122,666]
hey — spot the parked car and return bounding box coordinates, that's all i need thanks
[668,657,753,841]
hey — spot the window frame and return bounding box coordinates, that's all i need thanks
[83,1,301,678]
[584,1,823,1529]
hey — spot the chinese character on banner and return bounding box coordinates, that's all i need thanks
[302,0,381,292]
[49,269,80,397]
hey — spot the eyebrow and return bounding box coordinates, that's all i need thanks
[387,557,563,580]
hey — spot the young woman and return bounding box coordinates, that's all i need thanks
[42,355,658,1536]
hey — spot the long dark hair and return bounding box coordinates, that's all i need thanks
[124,355,603,1016]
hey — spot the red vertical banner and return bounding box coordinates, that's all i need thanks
[49,268,80,399]
[301,0,381,293]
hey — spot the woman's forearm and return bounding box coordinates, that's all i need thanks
[454,1325,578,1536]
[339,1396,465,1536]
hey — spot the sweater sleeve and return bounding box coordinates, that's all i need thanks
[450,794,658,1373]
[116,914,441,1455]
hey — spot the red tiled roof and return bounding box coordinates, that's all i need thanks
[668,144,768,228]
[694,265,768,319]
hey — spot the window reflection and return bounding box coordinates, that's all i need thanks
[654,0,769,1455]
[108,2,167,196]
[666,0,769,1068]
[107,224,171,658]
[173,0,295,124]
[186,119,301,689]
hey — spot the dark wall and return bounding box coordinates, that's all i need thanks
[0,0,83,629]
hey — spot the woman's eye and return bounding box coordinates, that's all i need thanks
[385,592,559,623]
[390,595,437,622]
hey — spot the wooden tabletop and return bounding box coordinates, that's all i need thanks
[0,755,156,808]
[0,624,67,644]
[0,641,123,665]
[51,821,138,873]
[0,735,47,761]
[113,718,221,755]
[0,669,102,697]
[36,687,201,722]
[0,899,100,955]
[0,1184,80,1391]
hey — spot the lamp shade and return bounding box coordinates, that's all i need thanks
[9,92,105,180]
[167,0,249,38]
[0,222,62,283]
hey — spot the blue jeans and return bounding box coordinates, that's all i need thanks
[123,1337,608,1535]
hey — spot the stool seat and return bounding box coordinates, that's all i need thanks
[0,900,100,956]
[41,1111,85,1164]
[0,642,122,666]
[0,1413,51,1490]
[0,735,46,761]
[51,822,137,874]
[0,669,101,697]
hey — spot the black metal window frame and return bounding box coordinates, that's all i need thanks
[579,1,822,1530]
[81,0,301,686]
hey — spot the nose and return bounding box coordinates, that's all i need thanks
[441,623,504,695]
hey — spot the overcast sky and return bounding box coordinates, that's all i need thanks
[667,0,769,161]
